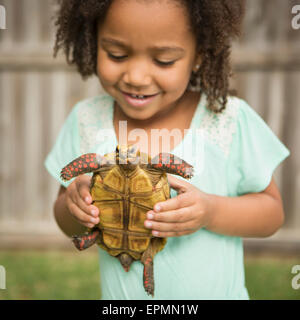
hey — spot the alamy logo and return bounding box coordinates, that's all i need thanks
[291,265,300,290]
[0,265,6,289]
[0,4,6,29]
[292,5,300,30]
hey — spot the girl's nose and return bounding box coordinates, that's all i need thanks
[122,60,152,87]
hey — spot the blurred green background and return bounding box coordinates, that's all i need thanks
[0,0,300,302]
[0,250,299,300]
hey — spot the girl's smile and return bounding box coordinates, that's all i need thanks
[121,91,160,109]
[96,0,201,122]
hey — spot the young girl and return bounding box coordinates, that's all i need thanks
[45,0,290,299]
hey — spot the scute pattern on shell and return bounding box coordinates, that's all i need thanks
[60,144,194,297]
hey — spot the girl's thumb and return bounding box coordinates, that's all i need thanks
[167,174,190,194]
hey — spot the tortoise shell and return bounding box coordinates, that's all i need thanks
[90,161,169,260]
[61,144,194,296]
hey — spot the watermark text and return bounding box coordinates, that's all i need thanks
[0,265,6,289]
[291,265,300,290]
[292,5,300,30]
[0,4,6,30]
[95,121,205,175]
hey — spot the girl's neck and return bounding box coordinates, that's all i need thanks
[113,90,202,156]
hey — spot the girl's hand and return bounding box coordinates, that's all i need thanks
[65,175,100,228]
[144,175,214,237]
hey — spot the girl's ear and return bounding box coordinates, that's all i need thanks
[192,54,202,73]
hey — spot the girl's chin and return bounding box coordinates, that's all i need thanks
[116,103,158,121]
[122,109,157,121]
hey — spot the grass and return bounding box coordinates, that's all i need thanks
[0,249,101,300]
[245,255,300,300]
[0,250,299,300]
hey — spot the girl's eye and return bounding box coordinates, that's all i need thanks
[107,53,127,61]
[155,60,175,66]
[107,52,175,66]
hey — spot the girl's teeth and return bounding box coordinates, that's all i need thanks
[131,94,145,99]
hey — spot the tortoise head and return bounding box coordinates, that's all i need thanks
[116,144,140,166]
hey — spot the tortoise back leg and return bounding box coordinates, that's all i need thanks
[147,153,194,179]
[141,237,165,297]
[142,255,154,297]
[72,229,100,251]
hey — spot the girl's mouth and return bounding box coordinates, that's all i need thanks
[121,91,159,108]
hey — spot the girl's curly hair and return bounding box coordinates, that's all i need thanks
[53,0,246,113]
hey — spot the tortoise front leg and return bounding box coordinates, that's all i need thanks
[60,153,113,181]
[148,153,194,179]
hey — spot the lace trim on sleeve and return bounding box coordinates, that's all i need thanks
[77,95,114,154]
[200,97,240,158]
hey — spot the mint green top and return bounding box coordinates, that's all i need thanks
[44,93,290,300]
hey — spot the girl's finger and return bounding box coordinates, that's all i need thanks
[70,182,99,217]
[167,174,192,192]
[67,201,99,226]
[74,191,99,217]
[67,183,79,205]
[77,183,93,205]
[153,192,193,213]
[151,229,193,238]
[76,177,92,203]
[147,207,191,223]
[144,218,195,233]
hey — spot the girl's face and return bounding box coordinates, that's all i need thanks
[97,0,201,121]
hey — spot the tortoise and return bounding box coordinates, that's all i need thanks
[60,144,194,296]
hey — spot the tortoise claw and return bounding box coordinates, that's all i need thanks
[60,168,73,181]
[183,165,194,179]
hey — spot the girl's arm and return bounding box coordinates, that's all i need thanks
[144,175,285,238]
[206,177,285,237]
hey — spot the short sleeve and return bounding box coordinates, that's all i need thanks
[228,100,290,196]
[44,104,81,188]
